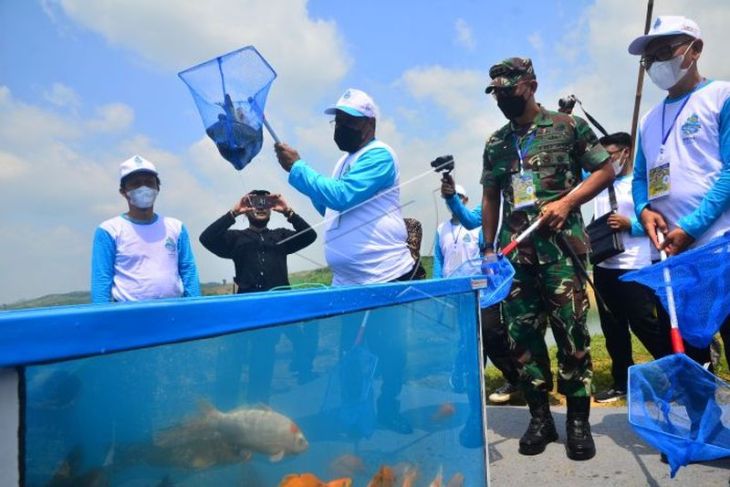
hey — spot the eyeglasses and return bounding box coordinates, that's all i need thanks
[640,40,692,68]
[330,118,364,129]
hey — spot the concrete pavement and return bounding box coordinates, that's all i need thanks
[487,405,730,487]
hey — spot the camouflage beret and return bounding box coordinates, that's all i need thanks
[485,57,536,94]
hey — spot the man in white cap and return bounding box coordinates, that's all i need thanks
[629,16,730,368]
[91,155,201,303]
[274,88,417,434]
[274,88,416,285]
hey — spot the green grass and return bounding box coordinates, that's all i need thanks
[485,332,730,407]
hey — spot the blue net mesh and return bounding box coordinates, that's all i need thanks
[178,46,276,170]
[621,231,730,348]
[628,354,730,477]
[449,256,515,309]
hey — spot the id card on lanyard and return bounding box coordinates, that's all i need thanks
[648,94,692,201]
[511,131,537,209]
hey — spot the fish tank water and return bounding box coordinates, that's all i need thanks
[0,278,490,486]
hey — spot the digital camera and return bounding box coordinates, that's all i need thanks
[248,193,275,210]
[430,155,455,175]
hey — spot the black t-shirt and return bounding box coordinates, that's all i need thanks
[199,212,316,293]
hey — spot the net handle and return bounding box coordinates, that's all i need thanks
[499,182,584,257]
[248,96,280,143]
[657,233,685,354]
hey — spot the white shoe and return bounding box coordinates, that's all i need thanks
[488,382,520,404]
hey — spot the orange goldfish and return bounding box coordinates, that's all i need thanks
[400,466,418,487]
[279,473,352,487]
[428,466,443,487]
[446,472,464,487]
[367,465,397,487]
[431,402,456,421]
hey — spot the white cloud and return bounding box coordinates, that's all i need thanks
[49,0,350,121]
[43,83,82,110]
[0,151,29,181]
[528,32,544,51]
[454,18,476,50]
[86,103,134,133]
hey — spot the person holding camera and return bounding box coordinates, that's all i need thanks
[438,176,522,405]
[273,89,419,434]
[591,132,672,403]
[200,190,316,293]
[91,155,201,303]
[199,190,318,401]
[481,58,614,460]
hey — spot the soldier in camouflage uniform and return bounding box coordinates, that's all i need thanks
[480,58,614,460]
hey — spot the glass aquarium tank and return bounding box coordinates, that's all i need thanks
[0,277,491,486]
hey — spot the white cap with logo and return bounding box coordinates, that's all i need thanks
[120,155,158,181]
[628,16,701,55]
[324,88,379,119]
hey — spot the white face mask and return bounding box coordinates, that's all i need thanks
[127,186,158,209]
[647,41,695,91]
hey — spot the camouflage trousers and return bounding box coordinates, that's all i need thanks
[503,256,592,401]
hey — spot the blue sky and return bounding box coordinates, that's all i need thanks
[1,0,728,303]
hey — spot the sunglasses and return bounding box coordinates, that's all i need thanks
[640,40,692,68]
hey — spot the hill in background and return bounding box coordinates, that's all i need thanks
[2,257,434,311]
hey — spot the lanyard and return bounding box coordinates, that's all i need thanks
[513,131,536,175]
[661,94,692,146]
[450,222,463,246]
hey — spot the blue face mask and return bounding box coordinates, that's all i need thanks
[127,186,158,209]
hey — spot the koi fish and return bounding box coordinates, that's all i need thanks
[155,400,308,463]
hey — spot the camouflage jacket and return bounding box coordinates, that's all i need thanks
[481,106,609,265]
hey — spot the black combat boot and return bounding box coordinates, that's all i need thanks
[566,397,596,460]
[519,393,558,455]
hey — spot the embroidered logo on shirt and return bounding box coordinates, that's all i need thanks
[681,113,701,139]
[164,237,177,253]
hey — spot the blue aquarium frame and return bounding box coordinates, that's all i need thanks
[0,277,490,486]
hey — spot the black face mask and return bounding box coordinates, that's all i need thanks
[334,125,363,153]
[497,94,527,120]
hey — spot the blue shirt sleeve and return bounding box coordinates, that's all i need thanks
[632,131,650,219]
[629,216,646,237]
[91,227,115,303]
[433,231,444,279]
[445,196,482,230]
[177,225,201,297]
[288,145,397,215]
[676,97,730,238]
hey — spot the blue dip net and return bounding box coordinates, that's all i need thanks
[628,354,730,477]
[623,232,730,476]
[447,255,515,309]
[621,231,730,349]
[179,46,276,170]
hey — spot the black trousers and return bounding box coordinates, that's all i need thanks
[594,266,673,389]
[481,304,519,384]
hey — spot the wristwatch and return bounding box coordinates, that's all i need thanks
[284,208,295,219]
